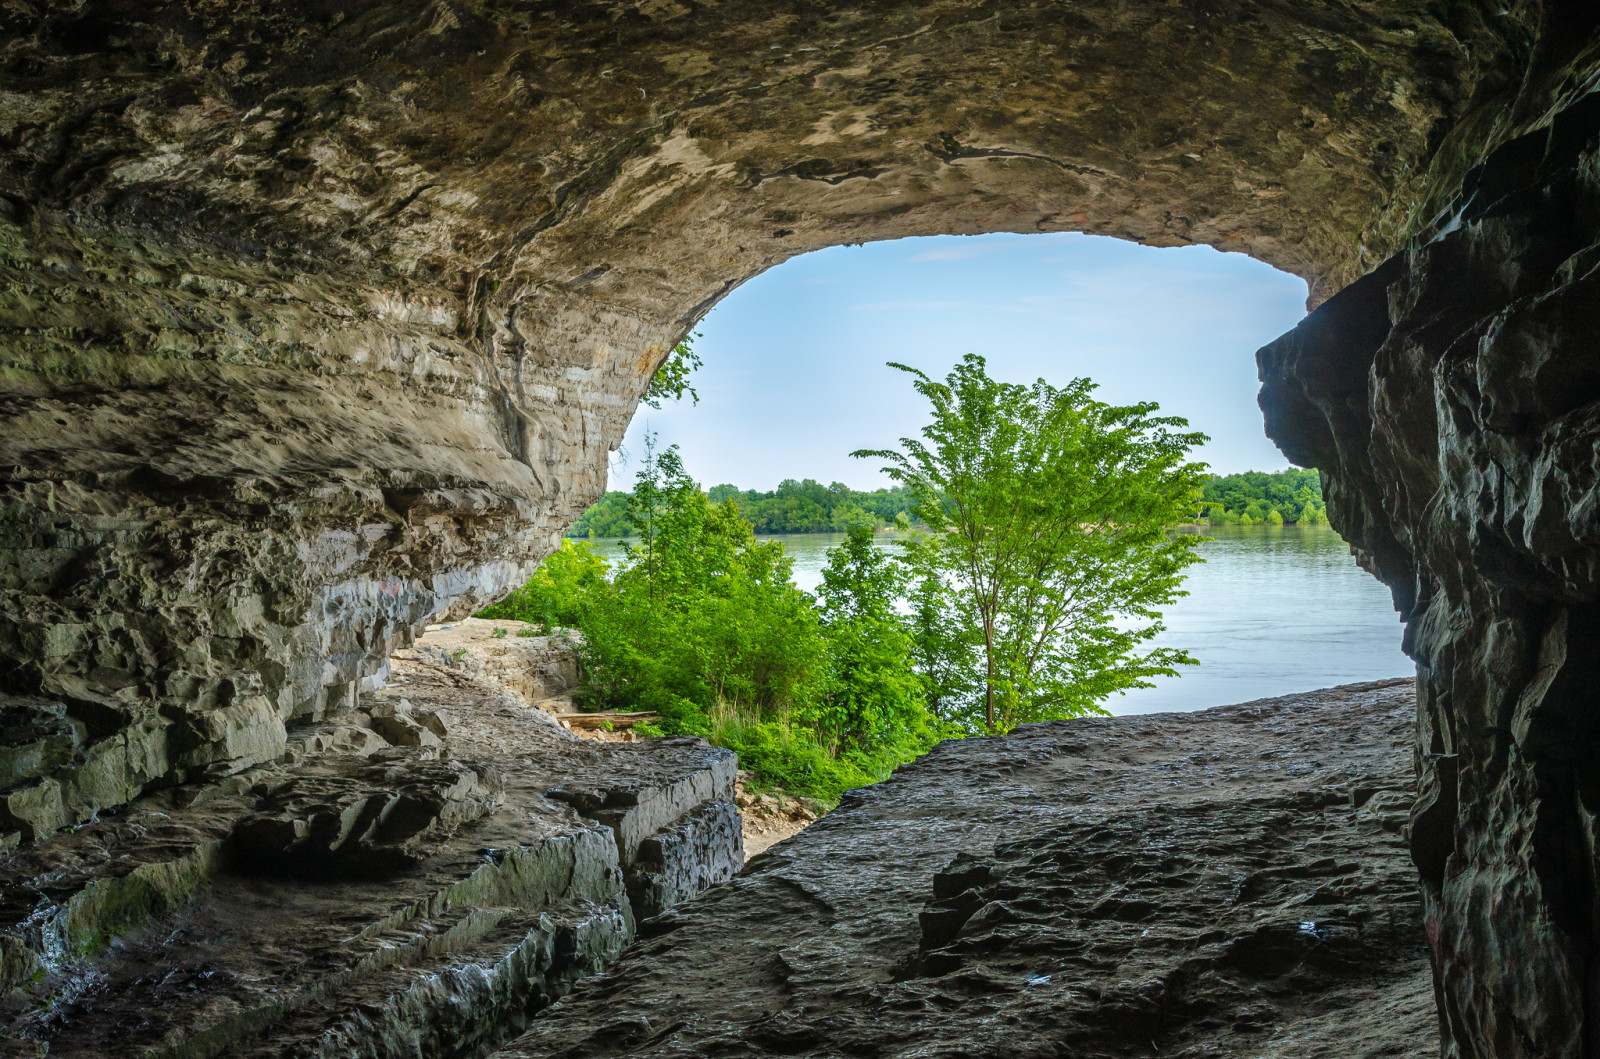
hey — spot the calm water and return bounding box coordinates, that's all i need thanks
[580,525,1411,715]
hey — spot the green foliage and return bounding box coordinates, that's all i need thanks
[485,435,940,802]
[811,525,943,756]
[642,332,702,409]
[475,538,611,631]
[1200,468,1325,525]
[855,353,1208,734]
[569,491,633,538]
[485,357,1214,797]
[575,478,919,536]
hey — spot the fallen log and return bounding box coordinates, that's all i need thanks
[554,711,660,730]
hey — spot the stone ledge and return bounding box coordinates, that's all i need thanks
[496,680,1431,1058]
[0,656,743,1059]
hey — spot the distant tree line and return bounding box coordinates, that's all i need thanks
[570,479,918,537]
[1199,468,1326,526]
[572,467,1328,537]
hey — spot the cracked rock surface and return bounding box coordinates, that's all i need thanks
[0,655,741,1058]
[498,680,1429,1059]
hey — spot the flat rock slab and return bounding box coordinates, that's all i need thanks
[498,679,1430,1059]
[0,657,740,1059]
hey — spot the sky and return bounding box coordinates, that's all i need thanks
[611,232,1310,492]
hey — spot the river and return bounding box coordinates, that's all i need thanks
[579,524,1411,716]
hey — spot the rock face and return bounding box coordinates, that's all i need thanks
[0,653,741,1057]
[493,681,1433,1058]
[1259,86,1600,1058]
[2,2,1600,1055]
[0,0,1537,836]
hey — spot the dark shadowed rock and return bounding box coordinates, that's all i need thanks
[495,681,1431,1059]
[0,656,741,1057]
[1259,85,1600,1058]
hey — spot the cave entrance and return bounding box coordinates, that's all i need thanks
[585,232,1409,713]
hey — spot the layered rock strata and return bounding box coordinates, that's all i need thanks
[495,681,1431,1058]
[0,654,742,1058]
[2,3,1600,1056]
[0,0,1534,837]
[1259,88,1600,1058]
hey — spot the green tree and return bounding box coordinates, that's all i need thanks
[1198,468,1325,525]
[642,332,702,408]
[905,564,980,721]
[476,538,609,629]
[811,525,937,755]
[568,492,633,537]
[855,354,1208,733]
[499,443,935,802]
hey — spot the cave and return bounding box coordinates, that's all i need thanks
[3,1,1600,1055]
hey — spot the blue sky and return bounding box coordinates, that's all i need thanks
[612,232,1310,491]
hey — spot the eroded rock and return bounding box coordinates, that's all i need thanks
[0,655,742,1058]
[231,756,503,878]
[495,681,1431,1059]
[1259,86,1600,1057]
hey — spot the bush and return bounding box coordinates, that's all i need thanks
[476,538,609,630]
[481,440,942,803]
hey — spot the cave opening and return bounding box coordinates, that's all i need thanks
[1,1,1598,1055]
[601,231,1408,713]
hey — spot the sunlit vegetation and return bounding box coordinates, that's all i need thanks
[485,357,1210,801]
[482,440,944,803]
[569,479,917,537]
[571,469,1326,537]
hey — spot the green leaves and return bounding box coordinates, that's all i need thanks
[856,353,1208,733]
[641,332,703,409]
[1200,468,1324,525]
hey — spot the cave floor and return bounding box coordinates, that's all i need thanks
[497,679,1433,1059]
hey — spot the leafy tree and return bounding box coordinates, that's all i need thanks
[1199,468,1325,525]
[485,442,938,803]
[642,332,702,408]
[905,564,980,721]
[568,492,633,537]
[855,353,1208,733]
[829,502,876,533]
[810,524,937,754]
[817,523,904,622]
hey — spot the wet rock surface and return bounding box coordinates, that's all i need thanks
[499,680,1429,1059]
[0,656,741,1058]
